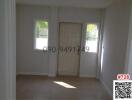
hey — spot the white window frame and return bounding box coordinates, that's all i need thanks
[84,23,100,53]
[33,19,49,51]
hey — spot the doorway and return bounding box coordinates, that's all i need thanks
[58,22,82,76]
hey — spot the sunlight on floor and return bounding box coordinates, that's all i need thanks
[53,81,77,89]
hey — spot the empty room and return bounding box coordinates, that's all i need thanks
[1,0,132,100]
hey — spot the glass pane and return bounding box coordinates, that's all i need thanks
[35,20,48,50]
[85,24,99,53]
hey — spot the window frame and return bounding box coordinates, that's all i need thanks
[33,19,49,51]
[84,23,100,53]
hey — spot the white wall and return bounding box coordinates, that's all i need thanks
[16,5,103,76]
[0,0,7,99]
[58,7,102,23]
[0,0,16,99]
[48,7,59,76]
[16,5,50,75]
[16,0,115,8]
[101,0,131,96]
[126,3,132,79]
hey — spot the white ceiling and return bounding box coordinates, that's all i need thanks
[16,0,118,8]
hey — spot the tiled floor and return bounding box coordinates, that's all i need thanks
[16,75,112,100]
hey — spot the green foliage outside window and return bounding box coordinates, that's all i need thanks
[86,24,98,41]
[35,20,48,38]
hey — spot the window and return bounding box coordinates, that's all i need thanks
[34,20,48,50]
[85,24,99,53]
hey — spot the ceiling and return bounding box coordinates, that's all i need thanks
[16,0,118,8]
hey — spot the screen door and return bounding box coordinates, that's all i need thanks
[58,22,82,76]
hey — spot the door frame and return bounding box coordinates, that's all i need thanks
[57,22,83,76]
[80,22,101,78]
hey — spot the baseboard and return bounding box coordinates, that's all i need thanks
[17,72,48,76]
[100,78,113,97]
[48,74,56,77]
[79,74,96,78]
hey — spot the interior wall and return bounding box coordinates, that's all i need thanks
[0,0,6,99]
[125,3,132,78]
[16,5,50,75]
[101,0,131,96]
[0,0,16,99]
[58,7,102,22]
[16,5,102,76]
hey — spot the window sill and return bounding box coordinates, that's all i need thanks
[34,49,48,52]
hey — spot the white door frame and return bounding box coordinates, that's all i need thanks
[80,23,101,78]
[57,22,82,76]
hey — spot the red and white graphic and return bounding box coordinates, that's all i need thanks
[117,74,130,80]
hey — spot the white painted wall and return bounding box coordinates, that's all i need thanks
[0,0,7,99]
[101,0,131,96]
[48,7,59,76]
[16,5,103,77]
[125,3,132,79]
[16,5,50,75]
[0,0,16,99]
[16,0,116,8]
[58,7,102,23]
